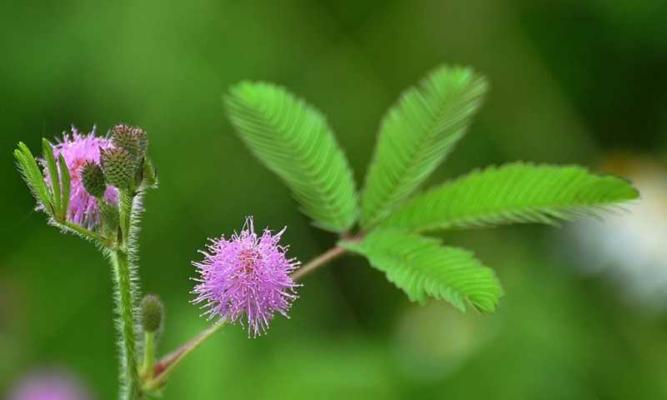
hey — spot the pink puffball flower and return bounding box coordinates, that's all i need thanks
[44,127,118,228]
[8,370,92,400]
[192,217,300,337]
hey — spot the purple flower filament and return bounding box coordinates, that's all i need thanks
[43,128,118,228]
[193,217,300,337]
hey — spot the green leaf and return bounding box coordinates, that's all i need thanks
[380,162,639,232]
[42,138,62,215]
[360,65,488,229]
[14,142,52,213]
[225,82,358,232]
[58,154,71,219]
[341,229,502,312]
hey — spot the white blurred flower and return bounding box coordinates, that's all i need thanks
[568,157,667,311]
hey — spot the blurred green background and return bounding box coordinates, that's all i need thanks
[2,0,667,398]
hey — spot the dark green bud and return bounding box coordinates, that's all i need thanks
[101,148,136,190]
[111,124,148,158]
[141,294,164,333]
[81,162,106,198]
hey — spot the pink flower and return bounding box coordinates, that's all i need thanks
[192,217,300,337]
[8,369,92,400]
[44,127,118,227]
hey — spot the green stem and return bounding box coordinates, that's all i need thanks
[111,191,141,399]
[290,245,347,281]
[61,221,112,246]
[111,249,140,399]
[144,321,225,391]
[119,192,133,249]
[141,331,156,380]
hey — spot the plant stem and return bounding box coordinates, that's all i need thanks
[141,331,156,380]
[112,191,141,399]
[118,192,133,249]
[144,321,226,391]
[61,221,112,246]
[111,248,140,399]
[290,245,347,280]
[148,243,350,386]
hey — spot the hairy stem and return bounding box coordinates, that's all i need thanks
[141,331,156,380]
[61,221,112,246]
[112,191,141,399]
[118,192,133,250]
[111,249,140,399]
[147,243,350,388]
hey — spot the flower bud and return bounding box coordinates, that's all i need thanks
[111,124,148,158]
[99,201,119,234]
[141,294,164,333]
[101,148,136,190]
[141,157,158,189]
[81,162,106,198]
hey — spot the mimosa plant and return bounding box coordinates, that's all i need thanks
[14,64,638,399]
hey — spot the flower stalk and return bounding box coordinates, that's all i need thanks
[106,185,142,399]
[290,245,347,281]
[141,331,156,380]
[144,321,226,392]
[110,246,140,399]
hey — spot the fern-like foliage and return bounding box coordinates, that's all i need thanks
[225,82,358,232]
[341,229,502,312]
[380,162,639,232]
[221,64,640,317]
[360,66,488,229]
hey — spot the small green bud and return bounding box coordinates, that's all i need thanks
[101,148,136,190]
[141,157,158,189]
[111,124,148,158]
[135,129,148,154]
[99,201,119,234]
[81,162,106,198]
[141,294,164,333]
